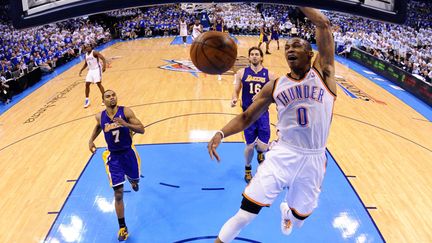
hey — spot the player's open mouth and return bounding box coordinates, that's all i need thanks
[287,55,297,61]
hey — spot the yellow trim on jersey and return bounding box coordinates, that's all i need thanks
[132,144,141,176]
[102,150,113,187]
[259,34,264,42]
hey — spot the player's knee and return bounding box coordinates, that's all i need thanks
[114,191,123,202]
[245,143,255,151]
[255,141,268,152]
[113,185,124,201]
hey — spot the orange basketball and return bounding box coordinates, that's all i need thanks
[190,31,237,75]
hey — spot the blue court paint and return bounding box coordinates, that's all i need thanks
[170,35,239,45]
[45,143,383,243]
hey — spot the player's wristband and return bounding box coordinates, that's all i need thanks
[216,130,225,139]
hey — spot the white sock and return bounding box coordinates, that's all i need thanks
[218,209,257,243]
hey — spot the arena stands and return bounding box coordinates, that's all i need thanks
[0,1,430,104]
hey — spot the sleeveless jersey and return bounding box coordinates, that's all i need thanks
[192,24,202,39]
[272,25,279,34]
[241,66,270,110]
[179,20,188,36]
[272,68,335,149]
[101,106,133,152]
[85,50,100,70]
[216,19,223,31]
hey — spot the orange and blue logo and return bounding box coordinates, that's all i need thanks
[159,59,201,77]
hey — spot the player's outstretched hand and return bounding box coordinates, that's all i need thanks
[207,132,223,162]
[89,141,96,153]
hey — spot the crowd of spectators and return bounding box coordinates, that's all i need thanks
[0,1,430,104]
[0,8,111,103]
[109,5,196,39]
[329,7,431,82]
[260,2,431,82]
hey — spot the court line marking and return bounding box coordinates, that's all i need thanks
[1,103,430,154]
[44,152,96,242]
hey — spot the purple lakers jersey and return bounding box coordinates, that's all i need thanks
[241,66,270,110]
[101,106,133,152]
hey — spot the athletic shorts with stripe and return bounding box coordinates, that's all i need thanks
[243,140,327,217]
[102,147,141,187]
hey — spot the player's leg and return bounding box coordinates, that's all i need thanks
[216,157,283,242]
[256,113,270,164]
[84,82,91,108]
[258,34,263,48]
[93,68,104,105]
[280,152,326,235]
[276,37,280,50]
[243,123,258,183]
[182,36,187,46]
[124,147,141,192]
[265,40,271,54]
[104,151,129,241]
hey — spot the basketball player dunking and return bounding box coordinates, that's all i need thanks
[208,7,336,242]
[88,90,145,241]
[231,47,278,183]
[79,44,107,108]
[191,18,203,41]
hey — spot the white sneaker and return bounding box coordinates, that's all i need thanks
[280,202,293,235]
[84,99,90,108]
[218,75,222,81]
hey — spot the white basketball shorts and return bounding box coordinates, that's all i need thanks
[243,140,327,217]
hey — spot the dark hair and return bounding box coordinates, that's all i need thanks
[248,47,264,57]
[102,89,115,98]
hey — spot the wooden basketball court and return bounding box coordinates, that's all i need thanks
[0,36,430,242]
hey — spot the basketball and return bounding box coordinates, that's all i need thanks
[190,31,237,75]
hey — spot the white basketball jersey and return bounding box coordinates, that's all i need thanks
[85,50,100,70]
[272,68,335,150]
[192,24,202,39]
[179,20,188,36]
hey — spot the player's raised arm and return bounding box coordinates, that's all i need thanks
[299,7,336,95]
[208,79,275,161]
